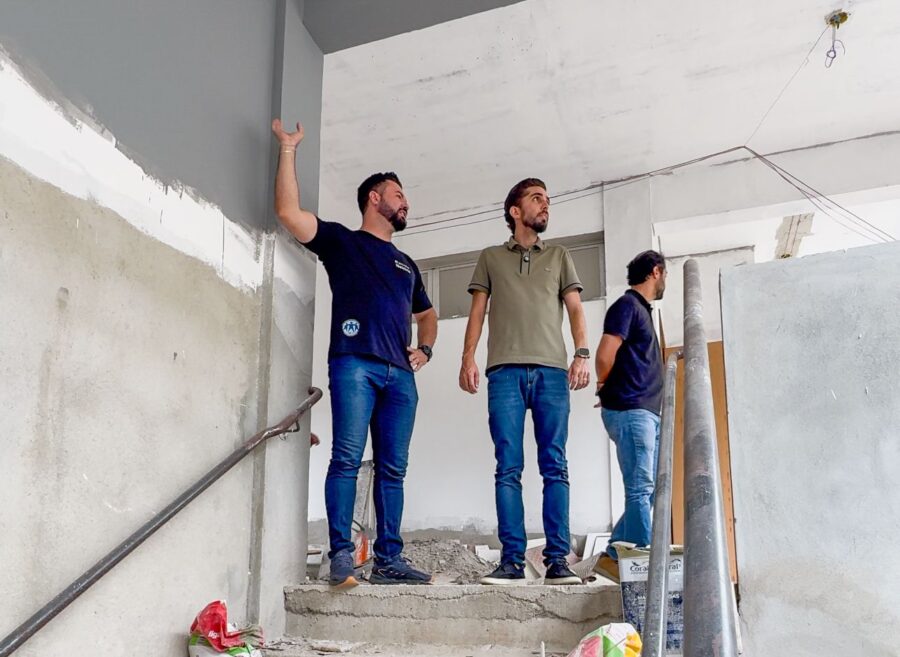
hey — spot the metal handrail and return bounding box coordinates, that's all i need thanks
[0,387,323,657]
[682,259,738,656]
[642,351,681,657]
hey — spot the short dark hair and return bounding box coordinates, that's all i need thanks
[357,172,401,213]
[503,178,546,233]
[626,250,666,286]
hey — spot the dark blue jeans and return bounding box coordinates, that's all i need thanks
[487,365,571,565]
[325,355,417,564]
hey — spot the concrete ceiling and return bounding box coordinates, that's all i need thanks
[303,0,527,53]
[317,0,900,226]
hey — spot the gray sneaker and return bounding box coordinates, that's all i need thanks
[329,549,359,589]
[369,556,432,585]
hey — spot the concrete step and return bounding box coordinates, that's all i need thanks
[283,582,622,653]
[265,638,569,657]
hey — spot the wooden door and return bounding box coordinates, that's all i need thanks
[667,342,739,582]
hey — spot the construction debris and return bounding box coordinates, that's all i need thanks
[402,539,497,584]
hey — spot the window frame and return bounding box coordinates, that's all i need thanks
[416,231,605,319]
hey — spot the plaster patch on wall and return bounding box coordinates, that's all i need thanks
[0,51,262,290]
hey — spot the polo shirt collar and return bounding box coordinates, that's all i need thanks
[505,236,545,252]
[626,288,653,313]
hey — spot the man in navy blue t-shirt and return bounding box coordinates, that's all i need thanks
[272,118,438,588]
[592,250,666,583]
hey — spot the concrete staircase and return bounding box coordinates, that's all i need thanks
[271,581,622,656]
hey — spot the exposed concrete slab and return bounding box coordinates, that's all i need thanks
[303,0,526,53]
[284,583,621,652]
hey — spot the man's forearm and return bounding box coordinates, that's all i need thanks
[416,310,438,348]
[595,334,623,385]
[274,150,301,220]
[563,291,588,350]
[595,356,614,384]
[569,307,588,350]
[461,315,484,361]
[461,293,487,361]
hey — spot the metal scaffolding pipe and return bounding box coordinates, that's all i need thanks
[0,387,323,657]
[642,351,681,657]
[682,259,738,657]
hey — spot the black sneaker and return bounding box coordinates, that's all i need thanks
[544,560,582,585]
[479,561,526,585]
[328,549,359,589]
[369,556,432,585]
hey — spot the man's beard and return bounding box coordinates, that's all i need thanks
[525,213,548,234]
[654,280,666,301]
[388,211,407,232]
[378,199,408,232]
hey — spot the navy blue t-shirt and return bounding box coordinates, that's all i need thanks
[600,290,664,414]
[303,219,432,372]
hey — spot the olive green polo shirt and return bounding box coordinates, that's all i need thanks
[468,237,583,371]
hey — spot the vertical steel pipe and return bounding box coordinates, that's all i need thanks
[682,259,738,657]
[642,351,681,657]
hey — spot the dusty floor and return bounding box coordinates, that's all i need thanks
[313,539,498,584]
[265,638,568,657]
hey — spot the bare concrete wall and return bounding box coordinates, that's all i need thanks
[0,156,261,656]
[721,241,900,656]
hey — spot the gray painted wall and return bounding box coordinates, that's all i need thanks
[0,0,278,231]
[721,242,900,656]
[303,0,526,53]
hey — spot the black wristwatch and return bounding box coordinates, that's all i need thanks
[418,345,433,361]
[575,348,590,359]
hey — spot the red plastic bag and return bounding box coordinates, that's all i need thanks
[190,600,263,651]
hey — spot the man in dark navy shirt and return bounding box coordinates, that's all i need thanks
[272,118,438,589]
[592,250,666,583]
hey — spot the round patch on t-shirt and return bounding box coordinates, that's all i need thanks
[341,319,361,337]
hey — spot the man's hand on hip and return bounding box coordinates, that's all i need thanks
[594,382,604,408]
[407,347,429,372]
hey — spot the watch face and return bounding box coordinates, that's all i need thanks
[575,348,590,358]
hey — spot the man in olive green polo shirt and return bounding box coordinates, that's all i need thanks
[459,177,591,586]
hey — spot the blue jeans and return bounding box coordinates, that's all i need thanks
[487,365,571,565]
[325,355,417,564]
[602,408,660,559]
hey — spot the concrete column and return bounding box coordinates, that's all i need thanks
[601,179,655,527]
[247,0,324,636]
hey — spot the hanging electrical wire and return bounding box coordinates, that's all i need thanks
[405,147,746,234]
[402,145,895,243]
[824,10,849,68]
[744,146,895,242]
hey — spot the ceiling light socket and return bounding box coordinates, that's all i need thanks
[825,10,850,28]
